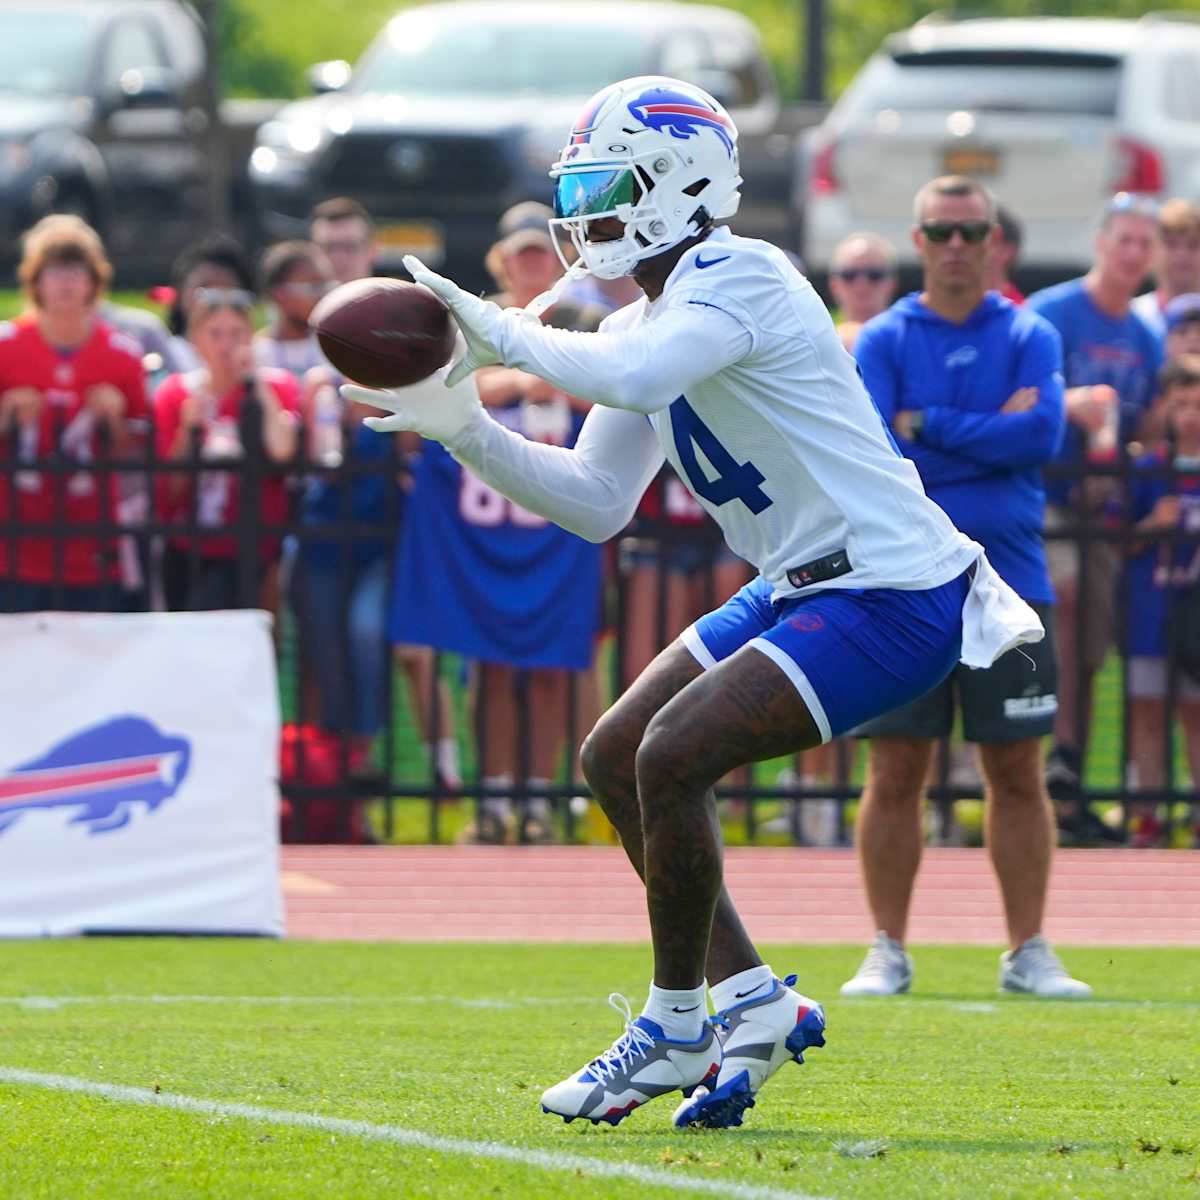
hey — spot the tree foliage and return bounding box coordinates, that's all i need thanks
[220,0,1200,102]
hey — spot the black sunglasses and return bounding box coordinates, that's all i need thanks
[920,220,993,245]
[833,267,892,283]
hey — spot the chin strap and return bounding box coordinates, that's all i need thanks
[523,259,591,320]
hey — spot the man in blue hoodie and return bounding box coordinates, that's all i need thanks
[844,176,1088,999]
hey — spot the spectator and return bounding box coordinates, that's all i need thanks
[154,288,298,610]
[479,220,607,841]
[1027,192,1163,842]
[844,175,1083,997]
[101,297,181,377]
[296,199,462,790]
[309,197,378,286]
[1165,293,1200,360]
[986,204,1024,304]
[391,224,605,843]
[165,236,256,374]
[827,232,898,352]
[288,411,401,772]
[254,241,334,380]
[0,215,146,613]
[1124,357,1200,846]
[495,200,640,314]
[620,476,752,686]
[1132,198,1200,341]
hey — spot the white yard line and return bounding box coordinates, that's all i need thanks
[0,1067,830,1200]
[3,993,1198,1011]
[0,994,581,1009]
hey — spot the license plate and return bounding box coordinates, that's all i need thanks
[375,221,445,266]
[942,147,1001,177]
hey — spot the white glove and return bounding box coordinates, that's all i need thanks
[343,365,482,447]
[403,255,504,386]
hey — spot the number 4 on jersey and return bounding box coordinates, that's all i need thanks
[669,396,772,515]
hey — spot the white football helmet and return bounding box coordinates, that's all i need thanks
[548,76,742,280]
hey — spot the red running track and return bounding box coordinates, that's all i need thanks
[281,846,1200,945]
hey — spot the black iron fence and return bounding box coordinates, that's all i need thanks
[3,396,1198,847]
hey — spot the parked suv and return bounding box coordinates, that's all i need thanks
[0,0,217,279]
[799,15,1200,284]
[248,0,797,292]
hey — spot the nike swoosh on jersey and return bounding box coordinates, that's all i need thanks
[694,254,731,270]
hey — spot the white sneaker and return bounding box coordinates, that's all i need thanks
[999,935,1092,998]
[840,932,913,996]
[540,994,720,1126]
[672,973,825,1129]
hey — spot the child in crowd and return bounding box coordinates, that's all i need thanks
[1124,355,1200,845]
[155,288,298,611]
[253,241,334,381]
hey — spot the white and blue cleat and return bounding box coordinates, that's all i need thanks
[672,973,826,1130]
[541,993,720,1126]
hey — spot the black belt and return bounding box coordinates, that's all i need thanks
[786,549,852,590]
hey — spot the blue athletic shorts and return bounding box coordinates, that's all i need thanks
[681,572,971,743]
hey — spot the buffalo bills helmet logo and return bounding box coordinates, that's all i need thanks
[0,715,190,836]
[626,86,735,156]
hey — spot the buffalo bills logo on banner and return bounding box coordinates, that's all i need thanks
[0,716,191,836]
[626,87,735,156]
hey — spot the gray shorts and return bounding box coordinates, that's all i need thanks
[856,603,1058,744]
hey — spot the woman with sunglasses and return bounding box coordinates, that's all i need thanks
[164,236,257,375]
[155,288,299,611]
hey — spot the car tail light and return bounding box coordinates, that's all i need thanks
[810,140,839,195]
[1113,137,1164,195]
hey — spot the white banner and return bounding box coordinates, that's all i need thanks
[0,611,283,937]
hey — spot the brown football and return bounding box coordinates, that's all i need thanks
[310,278,456,388]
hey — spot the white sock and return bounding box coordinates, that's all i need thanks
[710,964,776,1015]
[481,774,512,821]
[437,737,461,786]
[524,777,551,821]
[641,982,707,1041]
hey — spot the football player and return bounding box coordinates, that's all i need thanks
[345,76,1042,1130]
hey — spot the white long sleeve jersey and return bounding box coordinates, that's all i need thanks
[449,226,978,599]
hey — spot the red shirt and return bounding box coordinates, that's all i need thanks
[1000,281,1025,306]
[154,368,299,559]
[636,472,707,525]
[0,314,147,585]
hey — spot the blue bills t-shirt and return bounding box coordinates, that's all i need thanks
[1124,450,1200,657]
[1027,278,1163,506]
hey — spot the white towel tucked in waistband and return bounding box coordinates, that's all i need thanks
[959,545,1044,669]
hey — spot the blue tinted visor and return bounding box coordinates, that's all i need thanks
[553,168,636,219]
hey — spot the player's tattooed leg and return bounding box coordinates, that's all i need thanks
[580,640,764,982]
[636,645,824,988]
[579,641,699,858]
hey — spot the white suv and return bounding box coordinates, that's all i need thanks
[799,15,1200,281]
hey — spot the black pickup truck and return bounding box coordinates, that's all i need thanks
[248,0,821,293]
[0,0,271,282]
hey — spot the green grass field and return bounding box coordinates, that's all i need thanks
[2,940,1198,1198]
